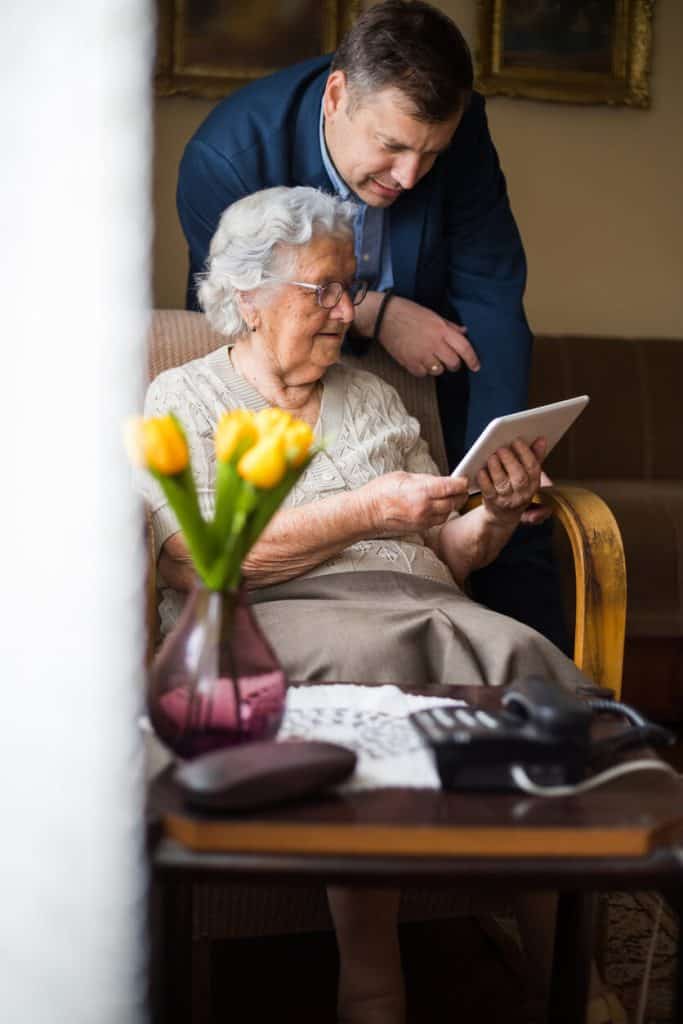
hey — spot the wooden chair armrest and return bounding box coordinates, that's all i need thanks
[542,485,625,697]
[463,486,626,697]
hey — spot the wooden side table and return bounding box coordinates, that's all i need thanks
[148,684,683,1023]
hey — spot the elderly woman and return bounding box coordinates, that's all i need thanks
[145,186,608,1024]
[148,187,584,693]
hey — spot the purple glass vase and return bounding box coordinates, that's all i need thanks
[148,583,287,759]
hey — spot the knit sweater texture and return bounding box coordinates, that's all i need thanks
[143,346,455,628]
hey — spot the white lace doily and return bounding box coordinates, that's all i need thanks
[278,684,465,791]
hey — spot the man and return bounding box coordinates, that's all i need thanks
[177,0,567,650]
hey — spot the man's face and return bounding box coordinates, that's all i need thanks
[323,71,462,207]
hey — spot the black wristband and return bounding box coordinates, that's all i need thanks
[372,288,394,343]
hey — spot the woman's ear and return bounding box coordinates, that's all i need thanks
[236,291,260,334]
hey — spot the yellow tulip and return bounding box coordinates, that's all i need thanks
[215,409,257,463]
[140,415,188,475]
[283,421,314,467]
[253,407,292,438]
[237,434,287,489]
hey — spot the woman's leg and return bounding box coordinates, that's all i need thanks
[326,886,405,1024]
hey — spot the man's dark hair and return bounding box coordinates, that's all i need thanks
[331,0,473,122]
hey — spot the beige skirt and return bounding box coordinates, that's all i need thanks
[249,570,587,692]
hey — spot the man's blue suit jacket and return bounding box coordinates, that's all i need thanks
[177,56,533,459]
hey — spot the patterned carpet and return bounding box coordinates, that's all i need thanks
[604,892,678,1023]
[599,732,681,1022]
[485,893,679,1024]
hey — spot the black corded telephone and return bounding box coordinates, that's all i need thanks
[409,676,675,793]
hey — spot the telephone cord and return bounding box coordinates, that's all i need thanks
[510,758,677,797]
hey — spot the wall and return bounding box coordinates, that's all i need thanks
[1,1,149,1020]
[153,0,683,337]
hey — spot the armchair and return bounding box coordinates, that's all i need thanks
[146,309,626,1020]
[147,309,626,695]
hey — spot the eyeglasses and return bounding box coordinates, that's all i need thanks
[263,276,368,309]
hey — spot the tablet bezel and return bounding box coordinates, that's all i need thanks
[451,395,590,493]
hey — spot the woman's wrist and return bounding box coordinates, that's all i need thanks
[350,482,382,538]
[440,504,522,580]
[479,501,524,531]
[474,505,523,566]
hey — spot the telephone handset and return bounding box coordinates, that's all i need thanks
[409,676,674,792]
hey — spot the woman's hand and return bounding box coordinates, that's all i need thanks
[520,469,553,525]
[360,471,469,537]
[477,438,546,525]
[435,439,546,585]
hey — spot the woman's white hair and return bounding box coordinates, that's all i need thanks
[197,186,357,337]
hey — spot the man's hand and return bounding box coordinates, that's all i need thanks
[359,471,469,537]
[378,295,480,378]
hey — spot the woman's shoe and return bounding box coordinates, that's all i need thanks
[586,991,628,1024]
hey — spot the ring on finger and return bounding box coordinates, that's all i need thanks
[430,362,442,374]
[495,479,512,494]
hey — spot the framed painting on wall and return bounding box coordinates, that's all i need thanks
[476,0,654,106]
[155,0,362,99]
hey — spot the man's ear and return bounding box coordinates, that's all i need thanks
[323,70,349,121]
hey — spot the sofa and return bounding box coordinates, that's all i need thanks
[529,335,683,721]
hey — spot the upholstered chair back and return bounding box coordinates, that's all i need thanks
[148,309,449,473]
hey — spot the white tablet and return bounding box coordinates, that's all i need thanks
[451,395,589,493]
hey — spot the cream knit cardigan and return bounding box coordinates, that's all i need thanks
[143,346,455,629]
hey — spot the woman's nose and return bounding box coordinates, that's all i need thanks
[331,290,355,323]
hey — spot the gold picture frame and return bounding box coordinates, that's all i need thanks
[155,0,362,100]
[476,0,654,107]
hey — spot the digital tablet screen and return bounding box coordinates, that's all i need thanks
[451,395,589,493]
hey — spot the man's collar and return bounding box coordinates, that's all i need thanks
[291,62,335,192]
[319,99,352,200]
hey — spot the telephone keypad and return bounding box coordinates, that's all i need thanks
[416,705,504,740]
[409,693,590,791]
